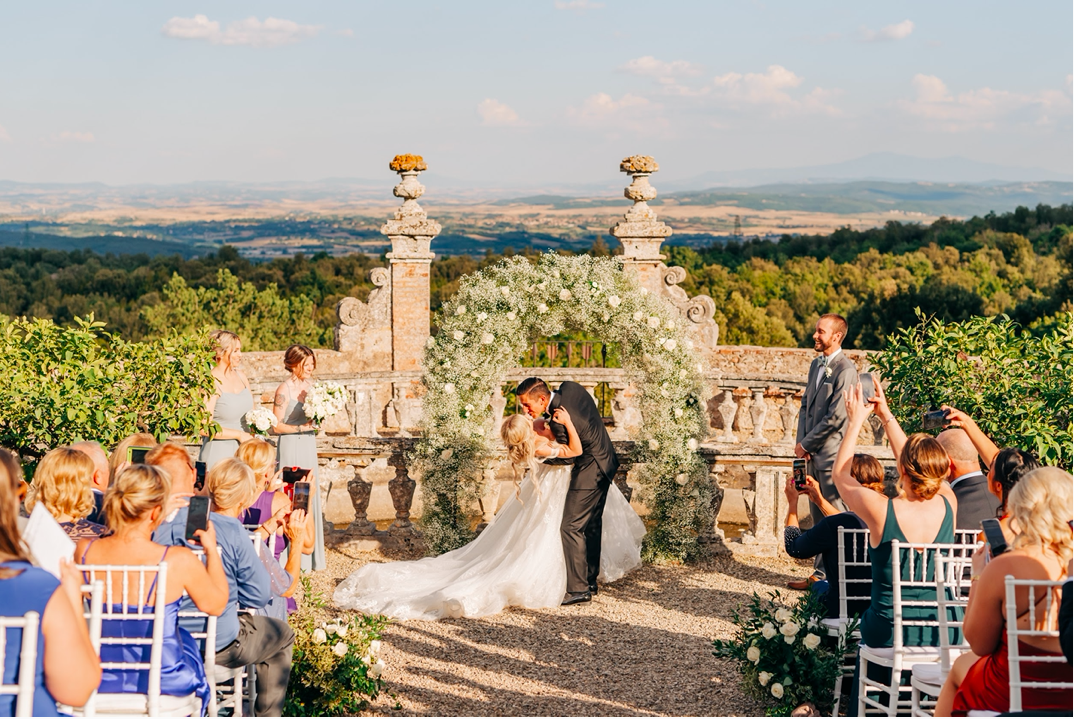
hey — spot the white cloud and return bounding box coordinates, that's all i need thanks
[567,92,666,133]
[710,65,840,116]
[901,74,1070,130]
[861,20,914,42]
[478,99,524,127]
[554,1,604,10]
[620,56,703,78]
[162,15,321,48]
[0,124,10,142]
[55,131,95,143]
[336,29,354,38]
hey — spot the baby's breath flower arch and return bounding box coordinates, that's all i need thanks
[412,253,712,562]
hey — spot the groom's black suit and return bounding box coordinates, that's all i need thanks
[546,380,620,594]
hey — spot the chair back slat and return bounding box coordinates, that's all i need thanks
[934,554,972,672]
[890,540,974,651]
[1004,575,1071,714]
[836,527,872,623]
[0,611,40,718]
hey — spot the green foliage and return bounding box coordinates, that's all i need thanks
[285,576,389,717]
[0,315,216,460]
[142,269,324,351]
[713,591,857,716]
[873,311,1073,467]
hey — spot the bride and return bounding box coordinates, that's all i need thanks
[333,407,646,620]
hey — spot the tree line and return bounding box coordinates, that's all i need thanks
[0,204,1069,351]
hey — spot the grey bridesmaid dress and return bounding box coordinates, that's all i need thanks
[277,396,326,571]
[199,387,253,469]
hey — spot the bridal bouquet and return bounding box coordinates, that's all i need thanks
[245,406,277,436]
[303,382,348,426]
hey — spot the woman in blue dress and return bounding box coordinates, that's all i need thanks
[75,464,230,715]
[0,448,100,717]
[272,344,326,571]
[200,330,254,470]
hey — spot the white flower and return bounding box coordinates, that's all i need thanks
[647,316,661,329]
[803,633,821,651]
[443,383,455,394]
[608,295,621,308]
[664,339,677,351]
[369,658,386,678]
[537,282,547,291]
[646,439,660,451]
[771,682,784,699]
[660,388,669,398]
[675,473,688,486]
[507,311,516,321]
[761,622,777,640]
[442,360,451,368]
[784,634,796,644]
[824,365,833,378]
[312,628,327,644]
[685,339,694,350]
[481,332,495,345]
[302,382,348,424]
[666,320,675,331]
[780,621,800,638]
[696,363,704,373]
[425,337,435,349]
[537,303,549,314]
[440,448,453,460]
[476,312,488,322]
[758,670,772,686]
[687,438,699,451]
[774,608,792,623]
[500,286,510,297]
[324,622,339,635]
[333,641,348,657]
[455,305,467,315]
[674,408,683,418]
[747,646,761,665]
[244,407,276,435]
[559,289,571,301]
[657,338,667,346]
[453,330,465,341]
[602,313,610,322]
[633,311,644,322]
[464,404,474,412]
[640,287,649,295]
[689,488,700,498]
[369,640,382,655]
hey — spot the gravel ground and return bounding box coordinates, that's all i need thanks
[308,540,811,717]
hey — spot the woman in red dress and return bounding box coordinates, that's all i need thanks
[934,466,1073,716]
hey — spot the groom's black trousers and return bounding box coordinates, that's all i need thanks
[561,480,611,593]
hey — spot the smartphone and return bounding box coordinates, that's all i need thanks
[127,446,152,464]
[921,408,950,431]
[292,481,311,513]
[282,467,310,484]
[185,495,211,542]
[981,518,1008,557]
[859,373,876,405]
[792,459,807,490]
[194,461,207,492]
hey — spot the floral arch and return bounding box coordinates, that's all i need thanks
[412,252,712,562]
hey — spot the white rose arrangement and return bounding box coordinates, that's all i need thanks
[303,381,348,425]
[244,406,277,436]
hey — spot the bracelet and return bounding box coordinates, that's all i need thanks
[882,416,897,426]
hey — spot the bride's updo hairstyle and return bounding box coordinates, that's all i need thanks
[500,414,538,501]
[283,344,316,374]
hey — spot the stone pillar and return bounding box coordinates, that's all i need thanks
[750,390,768,443]
[613,459,634,503]
[778,393,799,444]
[716,390,738,443]
[610,155,672,295]
[386,450,417,534]
[345,469,376,536]
[477,462,501,531]
[739,467,788,556]
[381,155,441,373]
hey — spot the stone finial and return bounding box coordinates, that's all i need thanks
[382,154,441,259]
[610,155,672,262]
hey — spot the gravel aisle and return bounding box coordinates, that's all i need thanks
[310,542,810,717]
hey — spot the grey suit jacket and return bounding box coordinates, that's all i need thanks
[796,352,859,477]
[951,472,1002,531]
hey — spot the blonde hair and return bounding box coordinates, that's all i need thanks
[1008,467,1073,566]
[109,433,157,482]
[27,447,96,520]
[500,414,539,501]
[103,464,171,531]
[209,329,241,364]
[0,448,29,565]
[206,457,258,512]
[237,438,276,488]
[897,434,950,500]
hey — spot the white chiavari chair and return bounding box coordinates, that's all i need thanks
[0,611,40,717]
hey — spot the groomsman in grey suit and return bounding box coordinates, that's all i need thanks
[791,313,859,589]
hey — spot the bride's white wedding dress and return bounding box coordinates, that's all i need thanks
[332,455,646,620]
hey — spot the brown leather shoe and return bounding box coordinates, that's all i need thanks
[787,576,818,591]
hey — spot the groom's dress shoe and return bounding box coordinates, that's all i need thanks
[589,584,598,596]
[561,591,592,606]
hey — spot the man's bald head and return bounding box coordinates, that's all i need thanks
[69,440,110,492]
[936,428,981,476]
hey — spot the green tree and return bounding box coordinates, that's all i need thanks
[142,269,326,351]
[0,316,217,460]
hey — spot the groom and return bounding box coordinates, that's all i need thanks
[517,377,619,606]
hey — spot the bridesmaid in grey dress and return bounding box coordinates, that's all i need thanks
[273,344,326,571]
[200,330,254,469]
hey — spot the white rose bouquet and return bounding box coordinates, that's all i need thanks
[303,381,348,426]
[244,406,277,436]
[712,591,857,716]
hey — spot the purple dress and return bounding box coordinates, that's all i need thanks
[240,491,296,613]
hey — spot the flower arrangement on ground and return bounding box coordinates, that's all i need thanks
[244,406,277,436]
[303,381,348,426]
[712,591,857,717]
[413,252,712,562]
[285,576,389,717]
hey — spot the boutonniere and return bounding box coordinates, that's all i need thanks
[824,365,833,379]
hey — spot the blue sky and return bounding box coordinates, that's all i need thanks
[0,1,1070,185]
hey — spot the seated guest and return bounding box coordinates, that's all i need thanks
[1,448,101,717]
[76,464,228,715]
[155,458,294,717]
[26,446,108,539]
[783,454,888,619]
[934,467,1073,716]
[936,427,1001,531]
[108,432,157,484]
[145,441,198,524]
[69,440,110,524]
